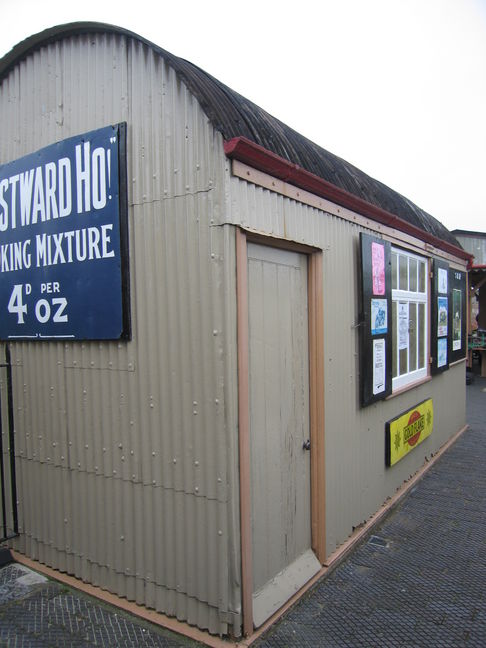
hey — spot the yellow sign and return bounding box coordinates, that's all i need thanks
[386,399,433,466]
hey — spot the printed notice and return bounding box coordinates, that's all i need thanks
[452,289,462,351]
[371,299,388,335]
[398,302,409,350]
[371,242,385,295]
[437,296,448,338]
[373,338,386,395]
[438,337,448,368]
[438,268,448,294]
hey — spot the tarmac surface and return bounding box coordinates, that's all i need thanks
[0,373,485,647]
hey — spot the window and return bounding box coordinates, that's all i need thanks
[391,248,428,390]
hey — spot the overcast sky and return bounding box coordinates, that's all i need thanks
[1,0,485,234]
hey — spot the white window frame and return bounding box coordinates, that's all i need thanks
[391,247,429,391]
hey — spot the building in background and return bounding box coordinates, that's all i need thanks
[0,23,471,639]
[452,229,486,375]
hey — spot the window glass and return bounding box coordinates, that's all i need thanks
[419,261,426,293]
[399,255,408,290]
[409,258,417,292]
[409,302,417,372]
[418,303,425,369]
[392,252,397,290]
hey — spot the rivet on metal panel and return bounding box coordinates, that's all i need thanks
[218,530,223,536]
[121,456,125,461]
[215,399,219,405]
[152,480,156,485]
[195,487,199,493]
[61,456,64,461]
[194,461,199,466]
[64,519,68,524]
[120,536,125,541]
[118,443,123,449]
[103,448,106,452]
[173,458,177,464]
[193,410,197,415]
[85,444,89,449]
[130,450,134,455]
[113,470,117,475]
[213,330,218,336]
[152,452,156,457]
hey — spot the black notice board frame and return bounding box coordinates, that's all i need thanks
[449,267,467,364]
[431,258,450,374]
[359,233,392,407]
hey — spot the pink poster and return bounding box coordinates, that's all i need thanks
[372,242,385,295]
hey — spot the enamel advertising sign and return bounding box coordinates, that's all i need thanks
[385,399,434,466]
[0,124,129,340]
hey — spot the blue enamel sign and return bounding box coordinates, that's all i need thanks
[0,124,129,340]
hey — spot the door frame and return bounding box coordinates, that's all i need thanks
[236,228,325,635]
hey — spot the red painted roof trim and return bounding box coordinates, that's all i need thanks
[224,136,472,263]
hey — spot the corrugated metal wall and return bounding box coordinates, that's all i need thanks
[0,34,241,636]
[455,234,486,266]
[223,178,467,556]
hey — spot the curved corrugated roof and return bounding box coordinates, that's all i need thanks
[0,21,461,251]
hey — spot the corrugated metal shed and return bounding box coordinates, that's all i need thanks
[0,21,460,249]
[0,21,470,641]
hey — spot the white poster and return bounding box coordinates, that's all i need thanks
[373,338,386,395]
[438,268,448,294]
[398,302,409,350]
[438,337,448,368]
[371,299,388,335]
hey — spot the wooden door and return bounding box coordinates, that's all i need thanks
[247,243,320,627]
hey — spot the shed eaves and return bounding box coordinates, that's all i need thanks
[0,21,460,250]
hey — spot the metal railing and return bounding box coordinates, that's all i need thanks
[0,345,18,543]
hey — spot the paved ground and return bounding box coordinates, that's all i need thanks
[0,373,484,647]
[255,373,486,648]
